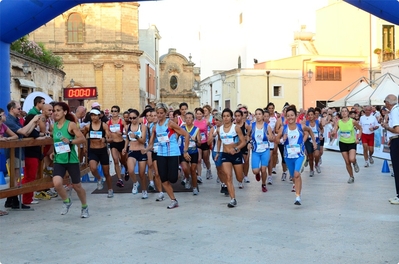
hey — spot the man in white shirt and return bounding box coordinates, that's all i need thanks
[381,94,399,205]
[359,106,379,167]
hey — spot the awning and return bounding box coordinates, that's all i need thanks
[14,78,37,89]
[344,0,399,25]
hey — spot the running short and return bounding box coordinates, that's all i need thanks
[251,150,270,169]
[152,151,157,161]
[128,150,147,162]
[157,155,179,183]
[240,146,249,155]
[339,141,357,152]
[110,141,125,152]
[199,142,210,151]
[53,163,81,184]
[221,152,243,165]
[212,151,223,167]
[305,140,320,154]
[278,144,286,164]
[88,147,109,165]
[180,152,199,164]
[320,138,325,147]
[285,156,305,177]
[361,133,375,146]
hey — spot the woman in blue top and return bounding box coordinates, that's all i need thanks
[247,108,274,193]
[145,103,191,209]
[279,105,316,205]
[179,112,202,195]
[304,107,324,177]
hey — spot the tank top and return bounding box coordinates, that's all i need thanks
[283,123,305,159]
[53,120,79,164]
[212,125,223,152]
[306,120,320,144]
[251,122,269,153]
[179,125,199,154]
[156,118,180,156]
[219,124,239,147]
[89,122,105,140]
[150,122,159,153]
[127,123,142,142]
[194,119,208,143]
[108,118,124,133]
[338,118,356,144]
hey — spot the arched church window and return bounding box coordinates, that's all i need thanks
[67,13,84,43]
[170,75,178,90]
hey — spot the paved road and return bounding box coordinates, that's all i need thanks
[0,150,398,264]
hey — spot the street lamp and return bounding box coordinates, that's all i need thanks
[303,69,313,85]
[266,71,270,104]
[22,63,30,76]
[70,79,75,87]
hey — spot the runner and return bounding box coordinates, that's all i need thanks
[122,109,148,199]
[247,108,274,192]
[359,106,379,167]
[280,105,317,205]
[108,105,128,188]
[215,108,246,208]
[141,108,156,191]
[179,112,201,195]
[145,102,191,209]
[194,108,213,181]
[266,103,278,180]
[234,109,251,185]
[51,102,89,217]
[305,107,323,177]
[331,107,362,183]
[83,109,114,198]
[276,106,289,181]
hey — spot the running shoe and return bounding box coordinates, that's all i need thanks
[167,199,179,209]
[364,161,369,167]
[97,179,104,190]
[35,191,51,200]
[319,157,322,166]
[389,197,399,204]
[353,162,359,173]
[294,196,301,205]
[81,206,89,218]
[124,171,129,181]
[142,190,148,199]
[206,169,213,180]
[61,199,72,215]
[181,177,186,186]
[238,182,244,189]
[304,159,309,167]
[291,184,295,192]
[107,189,114,198]
[184,178,191,189]
[220,184,225,193]
[281,172,287,181]
[193,187,199,195]
[116,179,124,188]
[272,168,276,174]
[216,177,220,183]
[244,176,250,183]
[227,198,237,208]
[309,171,314,177]
[132,182,139,194]
[255,173,261,182]
[197,176,203,184]
[289,177,293,182]
[262,184,267,193]
[267,176,273,185]
[315,166,321,174]
[148,182,155,191]
[347,176,354,184]
[47,189,58,198]
[156,192,165,202]
[369,157,374,164]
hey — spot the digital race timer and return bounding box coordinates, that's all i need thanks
[63,87,97,100]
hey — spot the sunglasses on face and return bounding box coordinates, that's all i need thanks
[242,111,248,114]
[111,110,118,113]
[129,116,138,120]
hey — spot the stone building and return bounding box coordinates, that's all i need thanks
[159,48,201,110]
[29,3,143,111]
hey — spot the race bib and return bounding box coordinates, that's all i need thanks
[200,132,206,141]
[54,142,71,154]
[221,135,233,145]
[110,124,120,133]
[128,132,137,141]
[90,131,102,139]
[287,144,300,155]
[340,131,351,138]
[157,133,170,143]
[189,140,196,148]
[256,141,268,152]
[153,142,159,153]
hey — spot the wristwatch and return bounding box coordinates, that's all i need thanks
[234,147,239,152]
[69,139,73,144]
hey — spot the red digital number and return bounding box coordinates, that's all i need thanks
[64,87,97,99]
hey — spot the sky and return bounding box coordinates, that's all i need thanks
[138,0,329,79]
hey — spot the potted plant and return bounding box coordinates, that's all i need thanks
[384,47,393,54]
[374,48,381,54]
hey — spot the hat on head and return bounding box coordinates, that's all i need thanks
[104,109,110,114]
[90,109,101,115]
[91,102,101,108]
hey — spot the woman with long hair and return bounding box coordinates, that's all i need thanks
[331,106,362,183]
[194,108,212,181]
[122,109,148,199]
[247,108,274,192]
[304,107,323,177]
[279,105,317,205]
[51,102,88,217]
[215,108,246,208]
[234,109,251,185]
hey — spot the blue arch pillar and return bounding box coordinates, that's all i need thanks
[0,41,11,108]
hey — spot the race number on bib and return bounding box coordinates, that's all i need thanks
[54,142,71,154]
[90,131,102,139]
[340,131,351,138]
[157,133,170,143]
[200,132,206,141]
[110,124,120,133]
[287,144,300,155]
[256,141,268,152]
